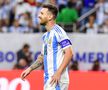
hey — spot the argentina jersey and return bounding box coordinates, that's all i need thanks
[41,24,72,84]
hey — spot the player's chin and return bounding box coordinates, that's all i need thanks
[40,22,46,25]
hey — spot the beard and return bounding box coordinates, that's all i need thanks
[40,22,46,26]
[40,22,47,26]
[39,18,47,26]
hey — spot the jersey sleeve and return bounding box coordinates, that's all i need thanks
[55,30,72,49]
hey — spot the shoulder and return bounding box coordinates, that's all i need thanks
[53,24,66,35]
[52,24,68,40]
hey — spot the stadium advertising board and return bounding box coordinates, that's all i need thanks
[0,33,108,71]
[0,70,108,90]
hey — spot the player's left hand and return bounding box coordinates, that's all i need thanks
[50,71,61,86]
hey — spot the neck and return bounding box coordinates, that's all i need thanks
[45,20,56,32]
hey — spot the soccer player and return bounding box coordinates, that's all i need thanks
[21,4,73,90]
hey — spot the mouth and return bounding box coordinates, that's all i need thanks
[39,18,42,22]
[38,16,41,19]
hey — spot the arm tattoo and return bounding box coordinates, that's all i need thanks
[30,55,43,70]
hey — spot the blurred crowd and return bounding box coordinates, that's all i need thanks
[0,0,108,33]
[13,44,33,69]
[13,43,43,70]
[68,59,106,72]
[0,0,107,71]
[13,43,104,72]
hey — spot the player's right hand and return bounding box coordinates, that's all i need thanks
[20,68,32,80]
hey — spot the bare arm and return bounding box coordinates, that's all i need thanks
[29,54,44,71]
[21,54,44,80]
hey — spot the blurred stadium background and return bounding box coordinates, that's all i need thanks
[0,0,108,90]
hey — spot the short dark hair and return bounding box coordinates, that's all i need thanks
[23,44,29,49]
[42,4,58,19]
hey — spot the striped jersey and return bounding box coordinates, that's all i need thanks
[41,24,72,84]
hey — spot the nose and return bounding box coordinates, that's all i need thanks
[38,14,41,19]
[38,16,41,20]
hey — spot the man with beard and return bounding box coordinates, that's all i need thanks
[21,4,73,90]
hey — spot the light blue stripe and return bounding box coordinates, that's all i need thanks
[42,34,46,41]
[53,34,61,90]
[56,84,61,90]
[44,32,50,84]
[44,55,48,84]
[53,35,58,72]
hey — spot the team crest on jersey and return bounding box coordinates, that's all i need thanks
[49,38,52,45]
[44,38,48,44]
[48,38,52,48]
